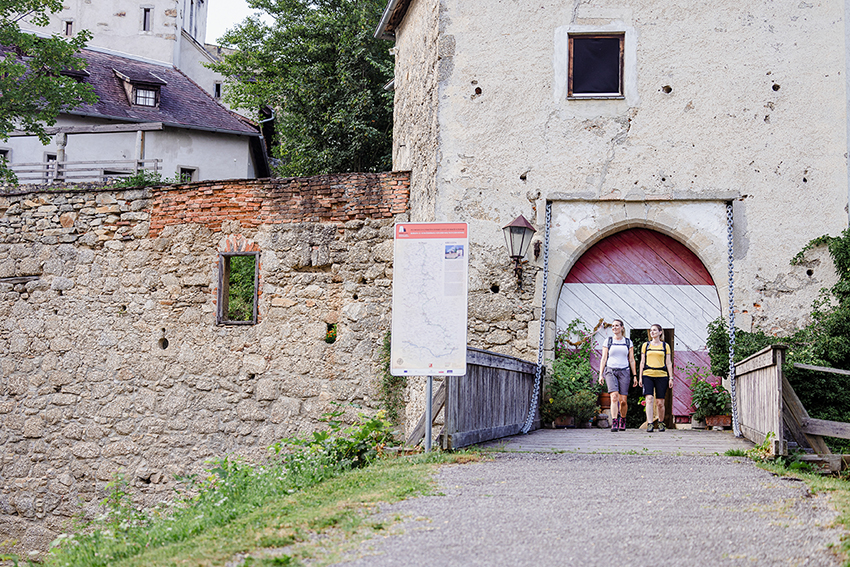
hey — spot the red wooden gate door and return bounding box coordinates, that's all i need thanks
[557,228,721,419]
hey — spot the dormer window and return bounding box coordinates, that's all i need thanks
[134,87,158,106]
[114,68,167,108]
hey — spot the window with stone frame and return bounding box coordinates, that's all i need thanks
[142,7,152,32]
[568,33,624,98]
[217,252,259,325]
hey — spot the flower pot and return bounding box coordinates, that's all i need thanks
[554,415,575,428]
[598,392,611,410]
[705,415,732,428]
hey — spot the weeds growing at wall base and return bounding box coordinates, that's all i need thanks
[39,407,449,567]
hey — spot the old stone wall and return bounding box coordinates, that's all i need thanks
[0,172,410,553]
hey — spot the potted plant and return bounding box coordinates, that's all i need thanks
[689,367,732,427]
[540,320,600,427]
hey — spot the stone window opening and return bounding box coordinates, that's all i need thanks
[142,7,153,32]
[568,33,624,98]
[178,166,198,182]
[217,252,259,325]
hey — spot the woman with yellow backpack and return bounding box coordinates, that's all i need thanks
[639,324,674,432]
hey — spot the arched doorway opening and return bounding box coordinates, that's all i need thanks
[556,227,721,422]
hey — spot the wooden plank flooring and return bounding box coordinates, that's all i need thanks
[477,427,755,455]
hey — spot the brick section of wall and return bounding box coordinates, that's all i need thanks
[148,172,411,237]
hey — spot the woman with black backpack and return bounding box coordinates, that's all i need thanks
[598,319,637,431]
[639,324,674,432]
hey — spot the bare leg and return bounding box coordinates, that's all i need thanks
[610,392,621,420]
[645,394,655,425]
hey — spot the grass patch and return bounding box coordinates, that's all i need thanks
[103,452,477,567]
[41,406,482,567]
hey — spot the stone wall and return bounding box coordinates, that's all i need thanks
[0,172,410,553]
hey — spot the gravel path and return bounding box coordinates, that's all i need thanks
[330,453,845,566]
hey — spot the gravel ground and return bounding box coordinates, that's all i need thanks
[329,453,845,567]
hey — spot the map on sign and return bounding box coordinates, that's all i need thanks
[390,223,468,376]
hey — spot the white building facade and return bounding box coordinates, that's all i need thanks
[377,0,849,416]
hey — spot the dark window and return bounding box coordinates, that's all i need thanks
[179,167,196,182]
[0,149,8,161]
[134,87,158,106]
[64,21,73,36]
[217,253,259,325]
[214,82,221,98]
[142,8,152,31]
[569,34,624,97]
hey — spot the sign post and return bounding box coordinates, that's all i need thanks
[391,223,469,451]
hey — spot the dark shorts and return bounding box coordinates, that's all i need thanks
[643,375,669,399]
[604,367,631,396]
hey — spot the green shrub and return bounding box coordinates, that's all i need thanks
[707,226,850,452]
[541,320,600,423]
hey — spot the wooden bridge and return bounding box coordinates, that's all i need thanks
[410,345,849,468]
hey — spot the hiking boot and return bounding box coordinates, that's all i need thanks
[619,417,626,431]
[646,422,654,433]
[657,422,666,432]
[611,417,619,432]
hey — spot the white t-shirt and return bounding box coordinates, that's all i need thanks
[606,337,630,369]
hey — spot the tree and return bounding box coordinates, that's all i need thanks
[0,0,97,183]
[209,0,393,177]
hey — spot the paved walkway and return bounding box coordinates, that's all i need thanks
[326,429,845,567]
[478,425,756,455]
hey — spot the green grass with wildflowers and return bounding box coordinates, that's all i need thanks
[37,407,482,567]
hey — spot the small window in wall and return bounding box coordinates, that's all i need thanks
[214,82,221,99]
[44,153,57,182]
[63,20,73,36]
[568,34,624,98]
[142,8,152,32]
[217,253,259,325]
[0,149,9,162]
[178,167,197,182]
[134,86,158,106]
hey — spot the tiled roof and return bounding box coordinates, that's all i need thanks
[69,48,258,136]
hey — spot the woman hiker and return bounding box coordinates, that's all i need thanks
[638,323,674,433]
[598,319,636,431]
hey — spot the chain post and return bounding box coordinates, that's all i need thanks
[727,201,741,437]
[522,201,551,434]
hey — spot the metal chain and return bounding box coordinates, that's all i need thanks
[727,201,741,437]
[522,201,551,434]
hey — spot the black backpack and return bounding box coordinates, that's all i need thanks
[606,336,632,350]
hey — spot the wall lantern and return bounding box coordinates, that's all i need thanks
[502,214,536,290]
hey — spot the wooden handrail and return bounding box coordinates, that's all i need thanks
[793,363,850,377]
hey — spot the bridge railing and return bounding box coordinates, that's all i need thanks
[735,344,786,456]
[735,344,850,470]
[443,348,538,450]
[405,348,539,450]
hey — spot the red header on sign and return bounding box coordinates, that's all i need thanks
[395,223,468,239]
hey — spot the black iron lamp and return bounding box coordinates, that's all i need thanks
[502,214,536,290]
